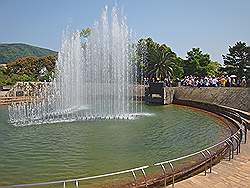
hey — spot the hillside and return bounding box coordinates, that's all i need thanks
[0,43,57,64]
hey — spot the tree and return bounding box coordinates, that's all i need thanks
[80,27,91,38]
[173,57,185,80]
[206,61,222,77]
[18,74,34,82]
[183,48,211,76]
[137,38,182,81]
[222,41,250,78]
[0,66,7,86]
[80,28,91,49]
[148,44,177,80]
[6,56,38,76]
[0,55,57,85]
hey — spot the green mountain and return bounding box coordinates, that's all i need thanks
[0,43,57,64]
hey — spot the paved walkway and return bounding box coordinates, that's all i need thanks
[174,133,250,188]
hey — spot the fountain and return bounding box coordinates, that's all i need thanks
[8,6,146,126]
[0,6,238,188]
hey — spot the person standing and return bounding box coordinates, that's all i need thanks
[225,75,231,87]
[212,77,218,87]
[232,78,236,87]
[240,77,247,87]
[220,76,226,87]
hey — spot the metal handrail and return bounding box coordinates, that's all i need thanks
[0,166,149,188]
[0,113,245,188]
[154,130,240,166]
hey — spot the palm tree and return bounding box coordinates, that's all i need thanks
[147,44,177,80]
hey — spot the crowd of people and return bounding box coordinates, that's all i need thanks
[181,75,247,87]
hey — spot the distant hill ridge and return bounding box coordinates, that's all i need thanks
[0,43,57,64]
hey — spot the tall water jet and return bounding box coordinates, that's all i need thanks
[8,6,145,126]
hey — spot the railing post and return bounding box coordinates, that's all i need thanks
[63,181,66,188]
[233,135,240,155]
[237,133,241,153]
[200,151,207,175]
[205,149,212,173]
[168,162,175,187]
[244,124,247,144]
[239,128,243,144]
[160,164,167,188]
[225,140,231,161]
[238,114,247,144]
[141,168,148,187]
[229,138,234,159]
[131,170,137,187]
[75,180,79,188]
[233,136,238,155]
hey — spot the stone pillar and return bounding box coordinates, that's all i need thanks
[163,87,175,104]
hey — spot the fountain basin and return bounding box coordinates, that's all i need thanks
[0,104,232,187]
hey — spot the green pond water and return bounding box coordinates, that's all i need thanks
[0,104,229,187]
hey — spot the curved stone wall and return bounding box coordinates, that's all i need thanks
[174,87,250,112]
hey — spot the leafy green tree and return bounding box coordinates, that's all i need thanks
[7,74,21,85]
[206,61,222,77]
[0,66,7,86]
[80,28,91,38]
[36,56,56,81]
[18,74,35,82]
[0,55,57,85]
[80,28,91,49]
[183,48,211,76]
[6,56,38,76]
[222,41,250,78]
[173,57,184,80]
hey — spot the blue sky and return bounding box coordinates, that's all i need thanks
[0,0,249,63]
